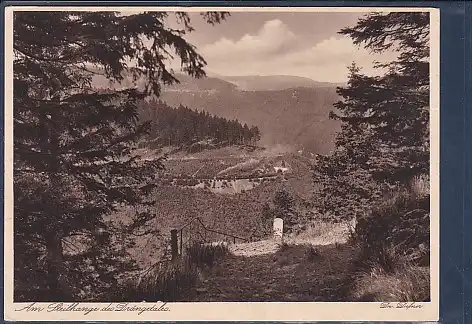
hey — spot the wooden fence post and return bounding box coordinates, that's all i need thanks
[180,230,183,256]
[171,229,178,261]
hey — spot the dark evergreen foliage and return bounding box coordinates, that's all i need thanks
[355,189,430,272]
[14,10,227,301]
[137,99,261,148]
[314,12,430,222]
[273,189,298,233]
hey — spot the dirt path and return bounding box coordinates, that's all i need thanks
[188,241,358,302]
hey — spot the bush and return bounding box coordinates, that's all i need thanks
[353,264,430,302]
[115,260,198,302]
[355,186,430,272]
[186,242,229,269]
[115,243,229,302]
[278,242,290,252]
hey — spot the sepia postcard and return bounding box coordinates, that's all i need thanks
[4,5,440,322]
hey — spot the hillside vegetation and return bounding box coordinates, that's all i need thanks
[116,147,318,270]
[161,86,340,154]
[92,72,341,154]
[137,99,261,149]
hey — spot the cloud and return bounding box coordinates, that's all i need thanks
[202,19,299,61]
[201,20,398,83]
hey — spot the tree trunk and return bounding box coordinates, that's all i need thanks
[45,233,72,301]
[43,112,73,301]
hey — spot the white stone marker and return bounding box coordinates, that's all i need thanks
[273,218,283,241]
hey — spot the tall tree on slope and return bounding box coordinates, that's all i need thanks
[13,11,228,301]
[314,12,430,221]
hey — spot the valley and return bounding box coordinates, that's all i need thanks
[98,73,339,272]
[94,70,348,279]
[121,145,321,270]
[92,72,342,155]
[159,86,340,154]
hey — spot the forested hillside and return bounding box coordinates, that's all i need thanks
[137,99,261,148]
[160,86,340,154]
[92,72,341,154]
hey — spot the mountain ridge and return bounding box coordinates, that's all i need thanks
[160,85,340,154]
[215,74,344,91]
[91,71,342,154]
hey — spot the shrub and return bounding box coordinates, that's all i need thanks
[186,242,229,269]
[411,174,430,198]
[115,243,229,302]
[273,189,299,234]
[278,242,290,252]
[353,263,430,302]
[355,186,430,272]
[115,260,198,302]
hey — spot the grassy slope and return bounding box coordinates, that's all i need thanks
[117,147,318,269]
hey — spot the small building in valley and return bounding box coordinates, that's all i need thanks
[273,160,290,174]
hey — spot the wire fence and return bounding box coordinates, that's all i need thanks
[176,217,250,257]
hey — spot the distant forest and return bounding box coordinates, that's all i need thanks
[138,99,261,147]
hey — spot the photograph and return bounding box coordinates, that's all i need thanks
[4,6,439,321]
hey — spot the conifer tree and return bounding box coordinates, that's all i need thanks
[314,12,430,221]
[14,10,228,301]
[273,189,297,232]
[136,100,260,147]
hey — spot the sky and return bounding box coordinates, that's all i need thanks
[164,12,399,83]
